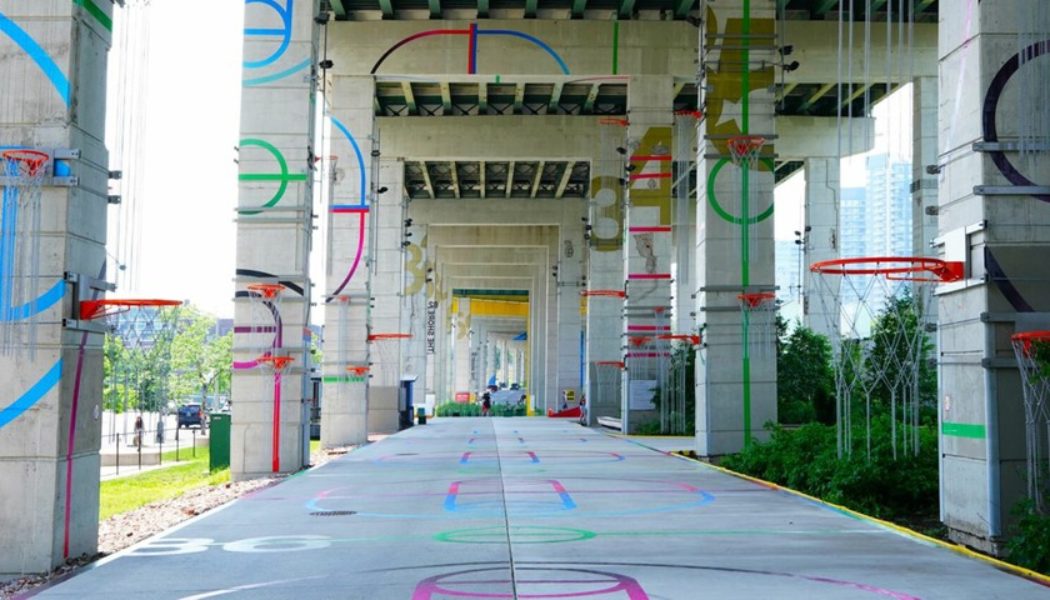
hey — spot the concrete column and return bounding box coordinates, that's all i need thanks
[937,1,1050,555]
[368,159,406,433]
[696,0,777,456]
[803,158,841,342]
[453,298,471,394]
[584,121,627,424]
[555,226,584,406]
[912,76,938,258]
[401,221,428,407]
[320,75,374,448]
[231,0,317,478]
[0,1,112,573]
[623,77,675,434]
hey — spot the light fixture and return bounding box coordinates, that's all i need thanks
[783,60,800,72]
[377,186,389,194]
[616,147,627,155]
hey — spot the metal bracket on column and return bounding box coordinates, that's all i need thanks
[62,271,116,333]
[974,185,1050,196]
[973,141,1050,153]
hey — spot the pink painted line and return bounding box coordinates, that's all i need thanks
[628,273,671,280]
[628,226,672,233]
[629,172,671,181]
[629,154,672,161]
[627,325,671,332]
[63,334,85,559]
[331,206,369,214]
[272,371,281,473]
[329,211,367,299]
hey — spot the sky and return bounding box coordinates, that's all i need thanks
[106,1,244,318]
[105,2,914,318]
[774,83,915,241]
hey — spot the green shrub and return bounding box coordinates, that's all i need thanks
[722,415,938,520]
[1007,501,1050,575]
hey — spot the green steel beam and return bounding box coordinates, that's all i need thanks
[402,82,417,115]
[813,0,838,18]
[477,0,489,18]
[525,0,537,18]
[870,0,888,14]
[674,0,695,18]
[571,0,587,18]
[583,83,600,113]
[618,0,636,19]
[776,0,788,17]
[330,0,348,17]
[916,0,936,14]
[429,0,441,18]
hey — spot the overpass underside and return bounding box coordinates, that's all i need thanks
[5,0,1050,577]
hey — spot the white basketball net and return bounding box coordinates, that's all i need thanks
[811,267,935,461]
[1011,332,1050,511]
[0,150,50,356]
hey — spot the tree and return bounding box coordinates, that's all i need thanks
[777,322,835,424]
[168,306,232,405]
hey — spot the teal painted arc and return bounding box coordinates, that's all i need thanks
[238,138,308,215]
[243,57,311,87]
[0,11,71,106]
[0,360,62,430]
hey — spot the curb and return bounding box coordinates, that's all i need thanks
[670,450,1050,589]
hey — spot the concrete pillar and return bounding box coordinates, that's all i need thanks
[232,0,317,478]
[555,226,584,407]
[401,221,428,405]
[321,75,374,448]
[912,76,938,258]
[623,76,675,434]
[803,158,841,342]
[696,0,777,456]
[453,297,471,395]
[937,1,1050,555]
[584,121,627,424]
[368,159,406,433]
[0,1,112,572]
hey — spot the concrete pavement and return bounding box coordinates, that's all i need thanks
[34,418,1049,599]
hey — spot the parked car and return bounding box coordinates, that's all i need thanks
[177,404,206,429]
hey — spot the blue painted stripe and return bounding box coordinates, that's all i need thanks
[3,279,65,322]
[243,57,310,87]
[0,12,71,105]
[0,360,62,429]
[330,116,368,205]
[243,0,293,69]
[476,29,570,74]
[0,188,15,321]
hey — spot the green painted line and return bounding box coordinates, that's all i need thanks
[75,0,112,32]
[323,376,366,383]
[740,0,753,451]
[240,174,308,182]
[611,21,620,75]
[942,422,987,439]
[495,74,501,84]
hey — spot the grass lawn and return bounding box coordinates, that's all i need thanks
[99,447,229,521]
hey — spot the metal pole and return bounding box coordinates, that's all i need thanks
[115,432,120,476]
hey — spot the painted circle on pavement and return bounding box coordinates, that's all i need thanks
[434,526,597,545]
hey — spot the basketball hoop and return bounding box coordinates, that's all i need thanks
[737,292,776,362]
[1011,330,1050,511]
[243,282,285,354]
[0,149,52,356]
[581,289,626,299]
[257,355,295,372]
[369,333,410,387]
[346,364,370,379]
[727,135,766,170]
[83,299,182,419]
[810,256,952,460]
[658,333,701,346]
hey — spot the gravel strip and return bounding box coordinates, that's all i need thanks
[2,445,354,599]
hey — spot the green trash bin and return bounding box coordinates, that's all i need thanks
[209,413,231,471]
[416,407,426,425]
